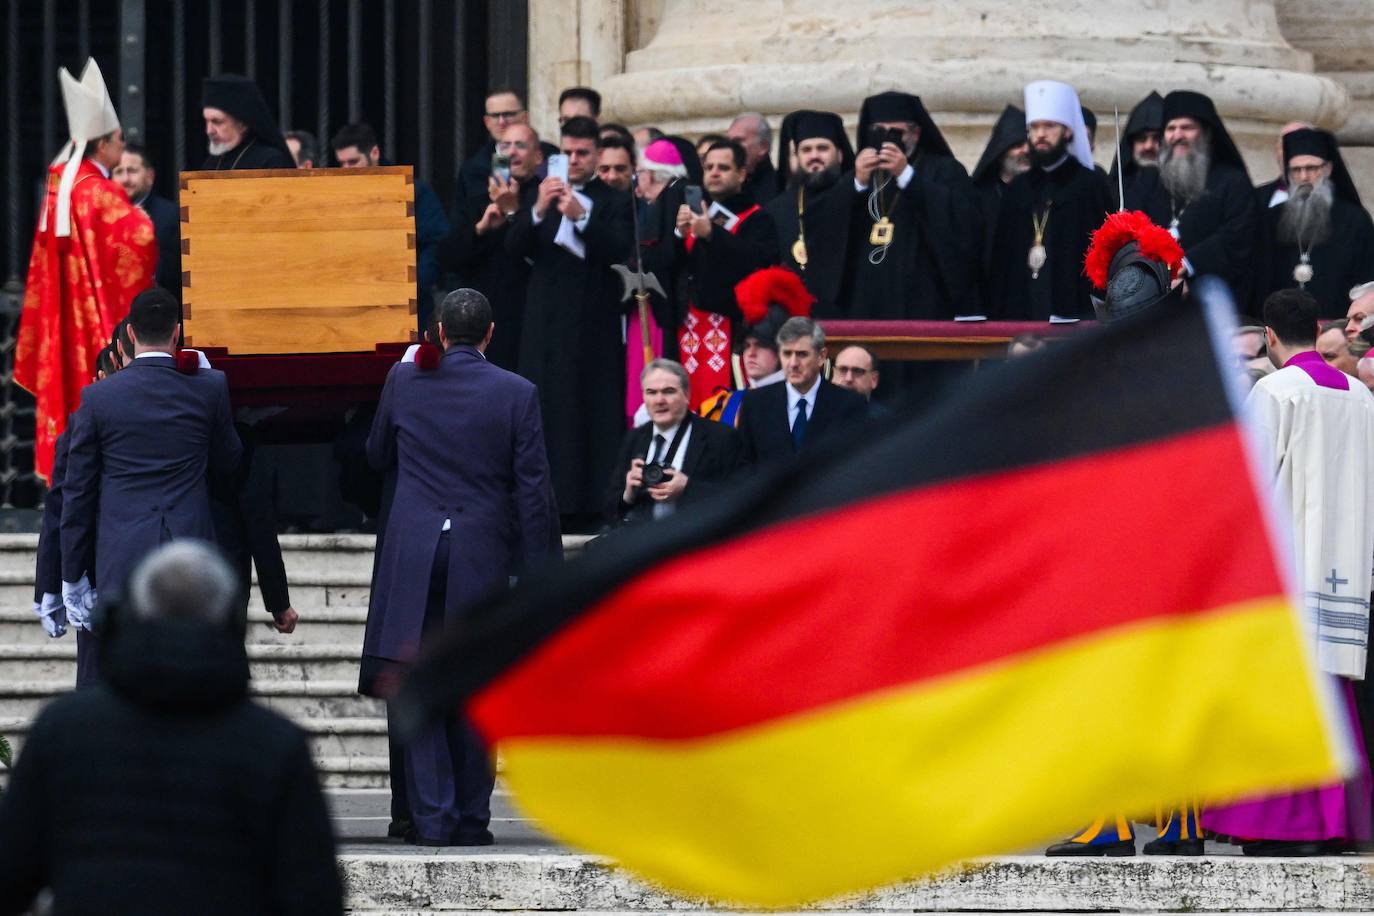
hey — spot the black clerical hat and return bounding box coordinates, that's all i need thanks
[1124,91,1164,141]
[777,110,856,189]
[971,105,1026,186]
[202,74,292,162]
[1160,90,1249,179]
[1283,128,1361,206]
[856,91,955,159]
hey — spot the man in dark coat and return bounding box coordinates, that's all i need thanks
[736,316,867,465]
[438,122,545,370]
[0,542,342,916]
[1109,91,1163,207]
[846,92,984,319]
[507,115,635,528]
[986,80,1109,321]
[1123,90,1257,302]
[728,112,780,206]
[1258,128,1374,318]
[971,105,1029,282]
[113,143,180,297]
[364,288,561,845]
[607,359,742,526]
[60,287,241,615]
[201,73,295,170]
[764,110,856,314]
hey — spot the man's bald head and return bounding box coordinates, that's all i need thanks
[499,123,544,180]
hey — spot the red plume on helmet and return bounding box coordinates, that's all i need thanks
[1083,210,1185,290]
[734,267,815,326]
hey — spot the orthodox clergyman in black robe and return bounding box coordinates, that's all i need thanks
[844,92,983,319]
[507,129,634,523]
[1123,90,1257,303]
[1259,128,1374,318]
[200,74,295,170]
[971,105,1028,281]
[987,81,1109,321]
[1109,90,1163,209]
[764,111,856,317]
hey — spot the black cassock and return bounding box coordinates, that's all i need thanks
[639,181,692,362]
[435,174,539,371]
[764,179,854,316]
[200,137,295,170]
[1259,196,1374,318]
[684,192,780,322]
[844,155,983,319]
[986,159,1109,320]
[1124,165,1257,303]
[507,178,633,516]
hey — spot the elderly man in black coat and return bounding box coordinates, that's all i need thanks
[363,288,561,846]
[0,542,342,915]
[59,287,241,623]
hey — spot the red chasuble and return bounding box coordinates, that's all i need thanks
[17,160,157,481]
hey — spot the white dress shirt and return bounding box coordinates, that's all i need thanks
[786,376,822,430]
[644,418,692,519]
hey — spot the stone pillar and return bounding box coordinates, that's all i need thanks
[526,0,627,141]
[532,0,1349,180]
[1275,0,1374,200]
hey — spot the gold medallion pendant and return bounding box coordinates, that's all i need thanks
[869,217,894,247]
[1028,244,1048,280]
[792,237,809,269]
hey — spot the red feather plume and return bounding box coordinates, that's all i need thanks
[734,267,815,326]
[175,349,200,374]
[1083,210,1185,289]
[415,342,441,371]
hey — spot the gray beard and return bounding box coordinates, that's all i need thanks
[1277,181,1335,249]
[1000,152,1030,183]
[1159,141,1210,204]
[208,140,234,156]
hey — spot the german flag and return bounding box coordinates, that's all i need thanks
[399,297,1350,906]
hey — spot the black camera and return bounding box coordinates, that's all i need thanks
[642,462,673,487]
[868,126,905,150]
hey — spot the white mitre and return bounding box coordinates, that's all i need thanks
[1024,79,1095,172]
[41,58,120,238]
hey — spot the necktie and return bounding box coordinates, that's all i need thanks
[650,434,666,464]
[792,398,809,451]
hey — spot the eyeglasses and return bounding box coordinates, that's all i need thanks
[497,140,532,152]
[485,109,524,122]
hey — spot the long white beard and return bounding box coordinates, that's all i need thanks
[1159,138,1210,204]
[1277,181,1335,249]
[208,140,234,156]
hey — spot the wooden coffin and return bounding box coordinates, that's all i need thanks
[179,165,417,355]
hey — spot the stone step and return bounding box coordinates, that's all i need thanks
[0,642,370,682]
[0,605,369,646]
[0,678,384,721]
[1,714,390,780]
[335,853,1374,913]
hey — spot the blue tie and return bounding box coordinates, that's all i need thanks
[792,398,809,451]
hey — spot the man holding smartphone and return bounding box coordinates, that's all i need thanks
[506,115,635,532]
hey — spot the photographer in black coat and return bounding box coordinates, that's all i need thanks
[0,542,342,916]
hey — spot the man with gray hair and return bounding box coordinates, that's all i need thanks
[735,316,867,465]
[0,541,343,914]
[364,287,561,846]
[607,358,741,526]
[728,111,779,205]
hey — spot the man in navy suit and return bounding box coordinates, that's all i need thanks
[364,288,561,846]
[736,316,868,465]
[607,359,742,526]
[59,287,241,625]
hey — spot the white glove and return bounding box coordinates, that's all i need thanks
[61,576,97,631]
[33,594,67,638]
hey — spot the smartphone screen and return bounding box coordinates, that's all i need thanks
[491,151,511,181]
[547,153,570,183]
[684,184,704,212]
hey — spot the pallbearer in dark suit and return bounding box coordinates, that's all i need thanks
[59,288,242,625]
[364,288,561,846]
[736,316,868,466]
[607,359,742,527]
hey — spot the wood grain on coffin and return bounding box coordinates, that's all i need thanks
[184,305,414,355]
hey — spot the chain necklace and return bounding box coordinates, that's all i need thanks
[792,187,808,269]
